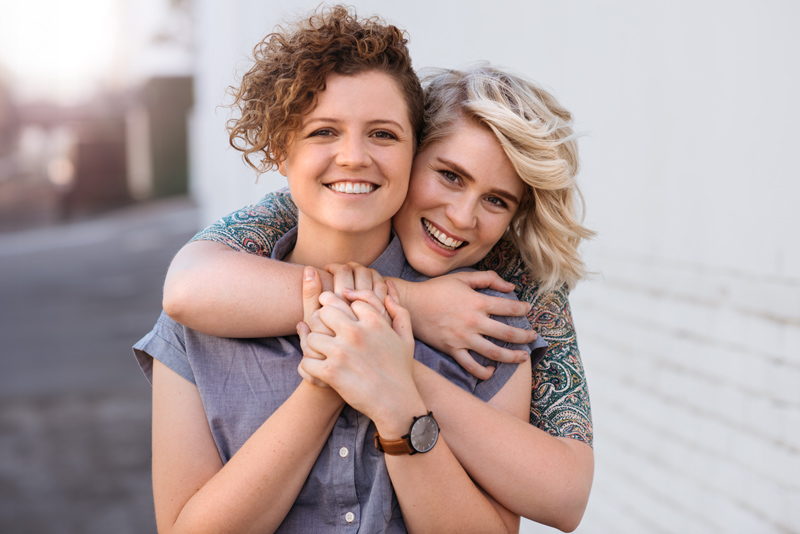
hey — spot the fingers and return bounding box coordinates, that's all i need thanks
[297,321,326,360]
[483,294,532,322]
[455,270,516,293]
[326,262,385,297]
[351,263,376,292]
[451,348,495,380]
[371,270,388,305]
[385,280,413,345]
[328,263,355,298]
[302,267,323,326]
[297,358,331,388]
[466,336,531,364]
[342,288,387,319]
[296,321,330,387]
[318,291,358,321]
[478,313,538,345]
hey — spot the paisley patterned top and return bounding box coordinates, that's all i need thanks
[191,190,593,447]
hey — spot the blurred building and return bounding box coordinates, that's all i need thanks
[0,0,194,231]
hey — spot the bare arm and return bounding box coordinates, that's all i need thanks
[390,272,538,379]
[164,240,533,369]
[163,240,333,337]
[412,361,594,532]
[151,360,344,534]
[300,284,521,534]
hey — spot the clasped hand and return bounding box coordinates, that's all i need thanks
[296,263,417,419]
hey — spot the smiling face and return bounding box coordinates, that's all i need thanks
[278,71,415,266]
[392,119,526,277]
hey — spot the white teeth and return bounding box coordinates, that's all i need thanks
[423,219,464,250]
[328,182,376,194]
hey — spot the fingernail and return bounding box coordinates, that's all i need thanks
[304,267,314,281]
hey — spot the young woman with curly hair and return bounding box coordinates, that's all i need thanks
[134,5,548,533]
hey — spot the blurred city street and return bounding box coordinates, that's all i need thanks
[0,197,199,533]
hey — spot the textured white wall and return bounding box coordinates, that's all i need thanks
[190,2,800,532]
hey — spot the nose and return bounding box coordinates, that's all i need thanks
[335,135,372,169]
[444,195,478,230]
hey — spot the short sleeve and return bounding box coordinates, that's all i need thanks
[190,188,299,256]
[133,311,195,386]
[475,238,594,448]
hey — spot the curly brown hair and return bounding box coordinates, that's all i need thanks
[227,5,424,174]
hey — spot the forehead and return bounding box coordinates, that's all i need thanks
[305,71,410,124]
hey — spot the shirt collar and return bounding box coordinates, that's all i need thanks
[271,226,406,279]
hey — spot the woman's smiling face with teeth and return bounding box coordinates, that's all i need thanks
[278,71,414,241]
[392,119,525,277]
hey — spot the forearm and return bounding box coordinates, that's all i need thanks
[413,362,594,532]
[157,377,344,534]
[387,438,514,533]
[163,241,331,337]
[374,396,514,534]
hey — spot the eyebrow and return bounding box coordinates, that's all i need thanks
[437,156,522,206]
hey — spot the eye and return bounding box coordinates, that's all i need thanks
[485,196,509,209]
[309,128,334,137]
[372,130,398,140]
[438,170,460,184]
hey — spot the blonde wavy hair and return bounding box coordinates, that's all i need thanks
[421,65,594,292]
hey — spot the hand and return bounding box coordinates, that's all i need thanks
[326,262,388,318]
[296,267,363,387]
[299,283,420,426]
[296,267,334,387]
[400,270,538,380]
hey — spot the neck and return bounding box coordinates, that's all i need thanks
[286,214,392,268]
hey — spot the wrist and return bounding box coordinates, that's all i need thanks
[297,380,344,407]
[386,277,410,308]
[373,396,427,439]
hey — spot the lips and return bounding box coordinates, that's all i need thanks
[422,218,465,251]
[326,182,377,194]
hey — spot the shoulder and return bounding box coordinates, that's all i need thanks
[190,189,298,256]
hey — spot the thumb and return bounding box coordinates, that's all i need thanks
[302,267,323,325]
[385,281,413,345]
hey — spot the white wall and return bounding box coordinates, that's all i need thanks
[190,2,800,532]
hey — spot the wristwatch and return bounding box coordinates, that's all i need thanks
[374,412,439,455]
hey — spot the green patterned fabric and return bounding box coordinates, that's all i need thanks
[191,189,593,447]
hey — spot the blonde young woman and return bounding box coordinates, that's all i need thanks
[163,61,595,530]
[135,6,544,533]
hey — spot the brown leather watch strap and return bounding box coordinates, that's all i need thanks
[374,431,414,455]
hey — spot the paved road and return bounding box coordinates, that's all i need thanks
[0,197,200,533]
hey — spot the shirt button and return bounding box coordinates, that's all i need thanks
[345,511,355,523]
[339,447,349,458]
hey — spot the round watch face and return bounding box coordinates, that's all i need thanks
[410,415,438,453]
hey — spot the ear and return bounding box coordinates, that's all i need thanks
[277,158,287,177]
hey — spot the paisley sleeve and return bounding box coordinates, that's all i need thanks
[189,188,299,257]
[475,239,594,447]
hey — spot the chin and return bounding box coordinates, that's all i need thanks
[407,253,456,278]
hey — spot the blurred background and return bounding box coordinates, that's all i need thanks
[0,1,797,533]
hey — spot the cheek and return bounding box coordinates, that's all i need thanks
[479,213,515,249]
[406,173,446,209]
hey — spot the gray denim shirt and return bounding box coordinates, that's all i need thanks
[134,229,545,533]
